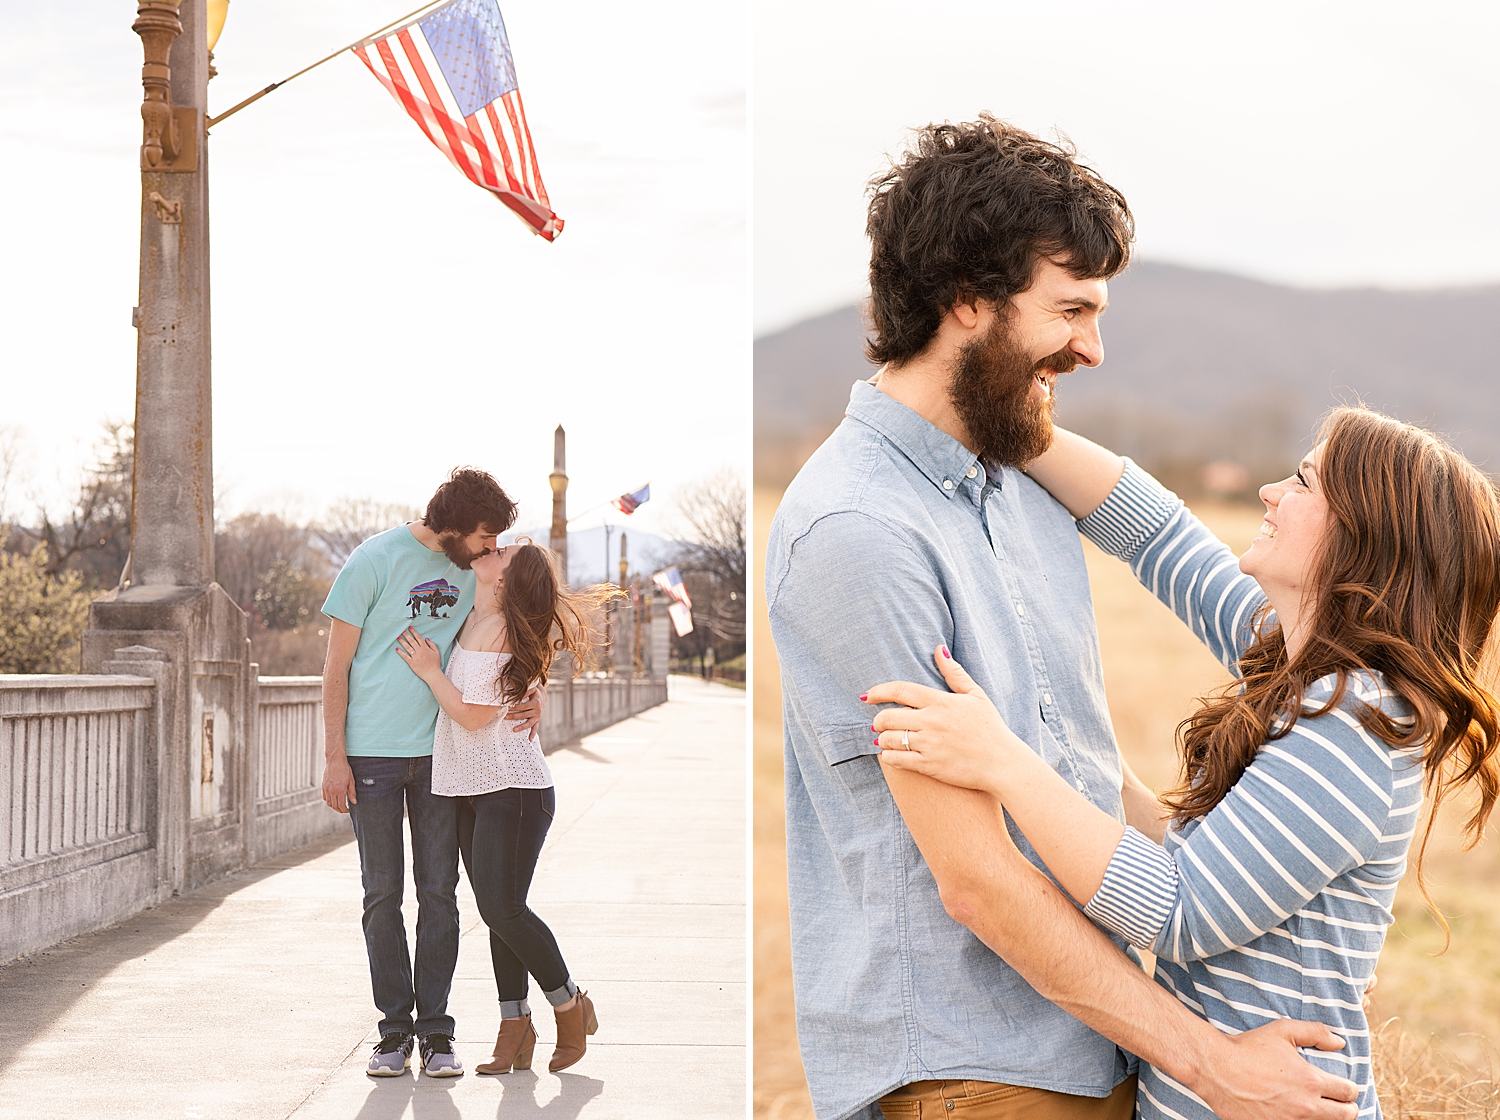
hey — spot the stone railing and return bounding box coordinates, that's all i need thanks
[250,677,336,865]
[542,673,669,746]
[1,660,670,964]
[0,669,347,963]
[0,676,160,964]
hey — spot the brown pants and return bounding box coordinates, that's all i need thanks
[878,1075,1137,1119]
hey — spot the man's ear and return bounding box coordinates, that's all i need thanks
[949,294,982,330]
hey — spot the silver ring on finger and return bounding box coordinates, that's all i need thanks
[901,729,910,750]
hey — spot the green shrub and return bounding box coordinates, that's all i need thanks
[0,533,92,673]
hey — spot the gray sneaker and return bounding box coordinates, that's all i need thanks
[367,1032,414,1076]
[419,1033,464,1077]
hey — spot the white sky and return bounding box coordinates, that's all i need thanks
[0,0,748,542]
[754,0,1500,336]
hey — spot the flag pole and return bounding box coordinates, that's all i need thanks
[206,0,450,130]
[566,500,613,526]
[567,483,650,525]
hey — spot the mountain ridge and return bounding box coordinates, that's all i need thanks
[754,261,1500,487]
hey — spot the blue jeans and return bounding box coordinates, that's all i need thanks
[347,755,459,1038]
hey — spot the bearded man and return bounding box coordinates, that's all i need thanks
[321,467,542,1079]
[766,118,1358,1120]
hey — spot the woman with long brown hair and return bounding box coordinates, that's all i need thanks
[396,539,619,1077]
[867,408,1500,1120]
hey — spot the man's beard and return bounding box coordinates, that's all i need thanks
[948,315,1076,467]
[438,534,488,570]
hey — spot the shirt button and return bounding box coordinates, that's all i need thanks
[943,479,954,490]
[1043,693,1053,706]
[967,466,978,479]
[1015,602,1025,616]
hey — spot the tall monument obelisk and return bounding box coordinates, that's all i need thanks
[549,425,569,582]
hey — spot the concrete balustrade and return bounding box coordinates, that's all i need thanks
[1,655,670,965]
[0,677,159,963]
[249,676,337,865]
[1,674,159,965]
[255,679,323,803]
[545,673,669,743]
[1,677,154,867]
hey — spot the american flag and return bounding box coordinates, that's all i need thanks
[652,566,692,610]
[612,484,651,515]
[666,601,694,638]
[354,0,562,240]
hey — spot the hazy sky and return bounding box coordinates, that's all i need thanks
[1,0,747,543]
[754,0,1500,336]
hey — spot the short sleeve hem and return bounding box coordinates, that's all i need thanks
[819,724,881,767]
[322,603,369,629]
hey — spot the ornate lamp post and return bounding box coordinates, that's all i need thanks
[128,0,212,586]
[206,0,230,52]
[81,0,256,896]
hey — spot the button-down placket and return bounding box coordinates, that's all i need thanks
[981,467,1092,797]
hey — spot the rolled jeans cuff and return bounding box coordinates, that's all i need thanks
[499,998,531,1019]
[544,979,578,1007]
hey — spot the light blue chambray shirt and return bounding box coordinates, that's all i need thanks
[766,381,1135,1120]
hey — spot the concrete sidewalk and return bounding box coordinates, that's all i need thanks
[0,675,745,1120]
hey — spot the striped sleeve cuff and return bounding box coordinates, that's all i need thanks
[1076,459,1183,563]
[1083,826,1178,952]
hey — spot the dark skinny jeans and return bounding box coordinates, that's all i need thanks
[458,785,576,1018]
[346,754,460,1039]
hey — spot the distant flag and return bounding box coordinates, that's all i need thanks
[354,0,563,240]
[653,567,693,634]
[667,601,694,637]
[612,484,651,516]
[652,566,692,610]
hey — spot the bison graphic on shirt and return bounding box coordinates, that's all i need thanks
[407,578,462,619]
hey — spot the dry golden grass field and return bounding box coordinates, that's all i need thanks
[753,484,1500,1120]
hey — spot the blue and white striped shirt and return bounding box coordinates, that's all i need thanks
[1077,464,1423,1120]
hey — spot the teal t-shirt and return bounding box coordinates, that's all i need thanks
[322,525,476,757]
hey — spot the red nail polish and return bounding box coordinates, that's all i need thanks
[941,646,951,659]
[859,693,868,701]
[873,737,880,746]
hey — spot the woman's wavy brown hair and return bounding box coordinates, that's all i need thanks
[1166,407,1500,946]
[493,543,625,705]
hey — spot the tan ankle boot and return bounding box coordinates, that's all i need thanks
[476,1015,536,1074]
[548,990,597,1072]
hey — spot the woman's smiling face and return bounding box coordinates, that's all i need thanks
[1238,440,1331,605]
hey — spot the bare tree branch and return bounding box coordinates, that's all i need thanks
[315,498,421,568]
[669,467,746,588]
[664,468,746,671]
[21,422,133,588]
[0,425,27,527]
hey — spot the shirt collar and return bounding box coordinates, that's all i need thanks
[844,380,985,501]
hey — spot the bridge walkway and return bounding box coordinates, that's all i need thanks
[0,676,745,1120]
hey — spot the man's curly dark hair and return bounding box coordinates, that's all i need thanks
[423,467,517,537]
[865,115,1134,367]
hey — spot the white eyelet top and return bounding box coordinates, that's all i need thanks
[430,645,553,796]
